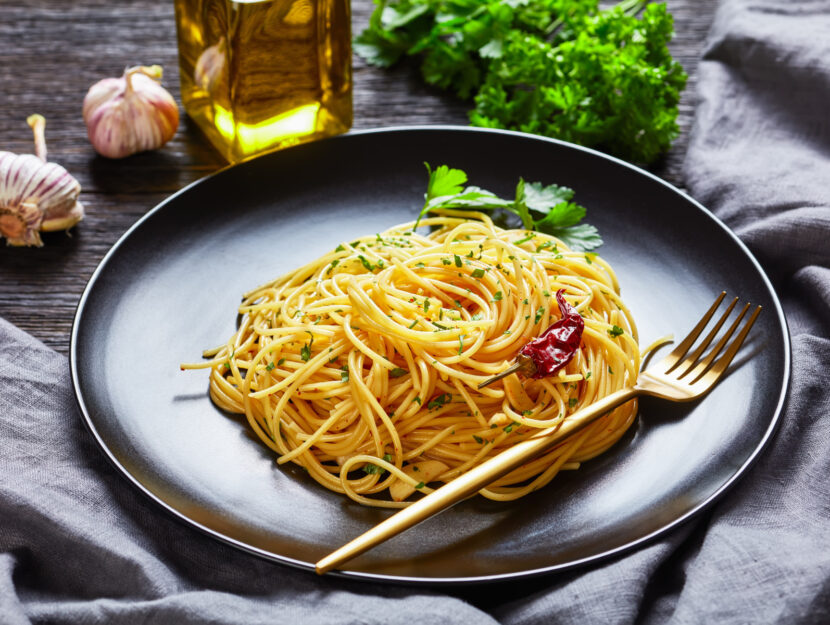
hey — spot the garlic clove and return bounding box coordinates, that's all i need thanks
[194,38,227,94]
[0,115,83,247]
[83,65,179,159]
[389,460,450,502]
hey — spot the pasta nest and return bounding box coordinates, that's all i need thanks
[187,212,640,508]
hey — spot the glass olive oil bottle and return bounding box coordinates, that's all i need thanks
[174,0,352,163]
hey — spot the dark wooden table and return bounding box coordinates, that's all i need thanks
[0,0,716,355]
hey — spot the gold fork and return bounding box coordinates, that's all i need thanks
[315,292,762,575]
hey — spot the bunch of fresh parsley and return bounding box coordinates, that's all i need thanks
[356,0,687,164]
[416,163,601,251]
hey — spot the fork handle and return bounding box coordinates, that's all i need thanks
[315,386,639,575]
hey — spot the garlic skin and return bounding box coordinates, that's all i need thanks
[83,65,179,159]
[0,115,84,247]
[194,38,227,94]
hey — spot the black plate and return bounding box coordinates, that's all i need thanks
[71,127,790,584]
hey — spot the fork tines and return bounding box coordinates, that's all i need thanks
[666,292,762,385]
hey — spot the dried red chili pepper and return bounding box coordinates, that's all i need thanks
[478,289,584,388]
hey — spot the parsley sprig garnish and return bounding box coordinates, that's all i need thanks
[414,164,601,251]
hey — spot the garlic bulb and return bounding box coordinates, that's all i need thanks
[83,65,179,159]
[0,115,84,247]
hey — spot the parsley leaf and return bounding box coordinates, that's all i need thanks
[524,181,575,211]
[427,163,468,199]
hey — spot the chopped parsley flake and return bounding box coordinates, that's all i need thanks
[454,254,462,267]
[471,268,485,279]
[493,291,503,302]
[300,333,313,362]
[428,393,451,410]
[415,481,425,489]
[608,325,625,338]
[390,367,408,378]
[265,362,275,371]
[535,306,545,324]
[473,435,484,444]
[340,365,349,382]
[358,255,375,271]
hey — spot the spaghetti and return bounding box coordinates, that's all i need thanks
[182,211,641,508]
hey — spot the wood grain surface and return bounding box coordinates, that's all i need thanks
[0,0,716,355]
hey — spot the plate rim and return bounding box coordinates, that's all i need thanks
[69,125,791,585]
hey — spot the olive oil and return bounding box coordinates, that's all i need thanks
[174,0,352,162]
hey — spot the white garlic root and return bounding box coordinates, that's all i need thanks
[83,65,179,159]
[0,115,84,247]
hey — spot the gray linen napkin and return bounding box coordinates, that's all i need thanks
[2,0,830,622]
